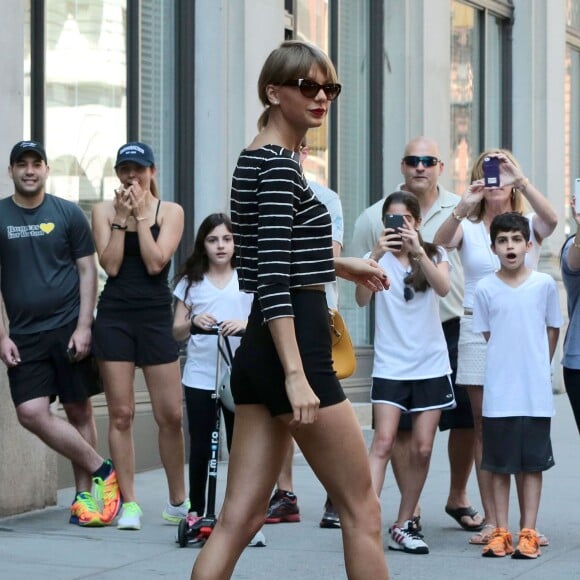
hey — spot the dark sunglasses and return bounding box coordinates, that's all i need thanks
[403,286,415,302]
[402,155,440,168]
[282,78,342,101]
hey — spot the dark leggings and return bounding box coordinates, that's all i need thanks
[563,367,580,436]
[184,386,234,514]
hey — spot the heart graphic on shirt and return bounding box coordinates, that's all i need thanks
[39,222,55,234]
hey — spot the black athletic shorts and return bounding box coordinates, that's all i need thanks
[482,416,555,474]
[399,317,474,431]
[231,289,346,417]
[8,319,102,407]
[93,306,179,366]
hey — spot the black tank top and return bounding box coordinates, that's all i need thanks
[97,200,172,311]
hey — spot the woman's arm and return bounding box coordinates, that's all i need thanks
[135,202,184,275]
[334,257,389,291]
[567,198,580,270]
[173,299,192,341]
[92,200,129,277]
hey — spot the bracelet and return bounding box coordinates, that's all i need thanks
[412,250,425,262]
[452,209,464,221]
[110,223,128,231]
[135,215,148,222]
[515,177,529,191]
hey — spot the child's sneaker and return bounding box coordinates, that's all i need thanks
[92,460,122,525]
[265,489,300,523]
[248,528,267,547]
[117,502,143,530]
[388,520,429,554]
[319,499,341,529]
[162,499,190,524]
[482,527,514,557]
[512,528,541,559]
[70,491,103,527]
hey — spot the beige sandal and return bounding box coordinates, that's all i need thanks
[469,524,495,545]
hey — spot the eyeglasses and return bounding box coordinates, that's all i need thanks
[402,155,440,168]
[282,79,342,101]
[403,286,415,302]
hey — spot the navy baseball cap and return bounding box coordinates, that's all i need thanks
[114,142,155,168]
[10,140,47,165]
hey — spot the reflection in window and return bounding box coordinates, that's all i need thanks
[24,0,31,137]
[450,3,480,194]
[44,1,127,214]
[565,45,580,228]
[296,0,330,186]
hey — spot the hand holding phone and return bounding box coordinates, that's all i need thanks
[66,345,77,363]
[483,156,500,188]
[382,214,404,249]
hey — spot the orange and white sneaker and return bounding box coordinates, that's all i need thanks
[93,460,122,525]
[513,528,541,559]
[70,492,103,527]
[482,527,514,557]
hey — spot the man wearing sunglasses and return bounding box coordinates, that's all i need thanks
[350,136,483,534]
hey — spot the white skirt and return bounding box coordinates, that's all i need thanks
[456,314,486,386]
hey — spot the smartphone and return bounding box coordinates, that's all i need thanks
[575,178,580,213]
[66,345,77,363]
[382,214,404,248]
[483,156,500,187]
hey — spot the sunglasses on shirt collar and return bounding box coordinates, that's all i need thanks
[282,78,342,101]
[402,155,440,168]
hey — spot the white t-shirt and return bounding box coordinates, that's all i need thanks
[460,213,540,308]
[368,250,451,380]
[173,272,253,390]
[472,270,562,417]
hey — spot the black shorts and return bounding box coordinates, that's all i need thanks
[398,317,474,431]
[231,290,346,417]
[371,375,455,413]
[8,319,102,407]
[482,416,555,474]
[93,307,179,366]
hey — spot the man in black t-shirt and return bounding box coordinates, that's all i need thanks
[0,141,121,527]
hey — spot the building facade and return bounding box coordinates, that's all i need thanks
[1,0,579,514]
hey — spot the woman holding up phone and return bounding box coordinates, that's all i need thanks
[360,190,453,555]
[434,149,557,546]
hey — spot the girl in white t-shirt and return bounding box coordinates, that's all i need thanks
[172,213,253,532]
[358,191,453,555]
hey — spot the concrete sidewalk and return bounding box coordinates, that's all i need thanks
[1,394,579,579]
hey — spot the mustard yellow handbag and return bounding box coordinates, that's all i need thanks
[328,309,356,379]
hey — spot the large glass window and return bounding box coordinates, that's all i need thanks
[44,1,127,213]
[23,0,31,137]
[450,1,509,193]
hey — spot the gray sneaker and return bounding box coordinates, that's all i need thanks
[248,529,267,547]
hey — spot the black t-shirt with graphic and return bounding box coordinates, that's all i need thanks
[0,194,95,334]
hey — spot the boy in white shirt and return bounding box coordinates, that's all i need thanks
[472,212,562,559]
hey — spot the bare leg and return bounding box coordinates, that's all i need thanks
[396,411,440,524]
[368,403,400,497]
[99,361,137,502]
[275,435,295,491]
[490,472,510,529]
[390,431,421,519]
[291,401,389,580]
[517,472,542,530]
[191,405,292,580]
[62,398,98,492]
[143,361,186,504]
[16,397,103,474]
[466,386,496,530]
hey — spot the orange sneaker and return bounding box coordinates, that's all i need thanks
[93,460,122,525]
[70,492,103,527]
[513,528,541,559]
[482,527,514,557]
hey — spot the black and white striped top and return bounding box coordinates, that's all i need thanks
[231,145,335,321]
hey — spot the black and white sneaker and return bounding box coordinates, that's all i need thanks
[388,520,429,554]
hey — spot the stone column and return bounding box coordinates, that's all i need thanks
[0,1,58,516]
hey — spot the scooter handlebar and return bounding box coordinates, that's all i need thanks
[189,323,245,337]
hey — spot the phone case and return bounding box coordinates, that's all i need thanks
[575,178,580,213]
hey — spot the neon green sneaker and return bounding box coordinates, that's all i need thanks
[162,499,190,524]
[93,460,122,525]
[117,502,143,530]
[70,491,103,527]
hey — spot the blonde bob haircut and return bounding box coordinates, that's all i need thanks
[257,40,338,131]
[467,148,527,222]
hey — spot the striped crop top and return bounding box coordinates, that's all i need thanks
[230,145,335,321]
